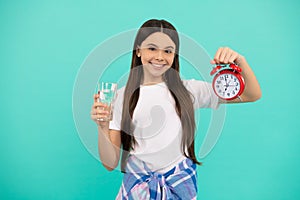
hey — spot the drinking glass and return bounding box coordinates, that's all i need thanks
[97,82,117,121]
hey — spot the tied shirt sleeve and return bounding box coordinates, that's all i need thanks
[109,87,125,131]
[183,79,220,110]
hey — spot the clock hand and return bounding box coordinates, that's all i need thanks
[224,79,229,89]
[224,83,229,91]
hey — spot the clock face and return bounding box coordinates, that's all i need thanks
[213,72,241,99]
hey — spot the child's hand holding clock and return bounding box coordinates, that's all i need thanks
[210,47,246,101]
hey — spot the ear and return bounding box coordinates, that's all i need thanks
[136,46,141,57]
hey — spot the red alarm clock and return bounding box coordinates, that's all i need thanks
[210,64,245,100]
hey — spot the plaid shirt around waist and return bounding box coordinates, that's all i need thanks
[116,155,197,200]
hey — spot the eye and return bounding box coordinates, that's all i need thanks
[148,47,156,51]
[165,49,173,54]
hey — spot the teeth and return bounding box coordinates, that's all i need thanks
[151,63,164,68]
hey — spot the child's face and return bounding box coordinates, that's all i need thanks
[138,32,176,82]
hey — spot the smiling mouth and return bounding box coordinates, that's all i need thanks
[150,62,166,69]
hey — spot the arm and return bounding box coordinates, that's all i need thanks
[211,47,262,103]
[91,94,121,171]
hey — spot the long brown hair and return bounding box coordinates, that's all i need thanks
[120,19,201,172]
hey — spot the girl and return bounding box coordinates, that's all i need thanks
[91,19,261,200]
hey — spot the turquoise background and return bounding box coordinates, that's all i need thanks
[1,0,299,199]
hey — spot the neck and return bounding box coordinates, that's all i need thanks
[142,81,164,86]
[141,76,164,86]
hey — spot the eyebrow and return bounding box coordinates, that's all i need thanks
[146,43,175,49]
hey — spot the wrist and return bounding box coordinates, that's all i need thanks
[97,122,109,131]
[235,55,246,66]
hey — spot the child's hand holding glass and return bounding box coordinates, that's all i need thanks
[90,82,117,128]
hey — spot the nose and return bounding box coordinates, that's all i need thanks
[155,49,164,61]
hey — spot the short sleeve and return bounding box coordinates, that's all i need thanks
[183,79,220,110]
[109,87,125,130]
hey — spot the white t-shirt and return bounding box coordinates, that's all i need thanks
[109,79,219,173]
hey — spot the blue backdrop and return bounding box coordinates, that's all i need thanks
[1,0,299,199]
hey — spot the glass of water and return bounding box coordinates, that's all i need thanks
[97,82,117,121]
